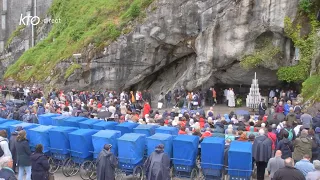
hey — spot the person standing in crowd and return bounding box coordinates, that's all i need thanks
[273,157,305,180]
[143,101,151,118]
[10,126,23,174]
[286,107,297,127]
[293,129,312,163]
[253,129,272,180]
[295,154,315,177]
[212,88,217,106]
[284,100,292,116]
[267,127,277,156]
[276,131,294,159]
[269,89,275,104]
[306,160,320,180]
[165,91,172,108]
[276,101,284,114]
[0,156,16,180]
[259,98,267,116]
[16,130,31,180]
[266,150,285,179]
[223,88,228,106]
[30,144,50,180]
[144,144,170,180]
[300,109,313,130]
[96,144,118,180]
[227,88,236,108]
[0,130,12,162]
[158,92,164,110]
[129,91,136,105]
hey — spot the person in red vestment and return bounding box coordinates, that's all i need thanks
[143,101,151,118]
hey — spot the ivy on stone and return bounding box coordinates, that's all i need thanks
[277,14,320,82]
[240,40,281,69]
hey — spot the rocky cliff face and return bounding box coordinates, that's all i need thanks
[4,0,300,96]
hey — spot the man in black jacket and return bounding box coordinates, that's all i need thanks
[273,157,305,180]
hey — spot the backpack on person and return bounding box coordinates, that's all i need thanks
[285,128,293,141]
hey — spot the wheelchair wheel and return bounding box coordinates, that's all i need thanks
[133,165,144,180]
[63,158,79,177]
[191,168,198,180]
[170,167,175,180]
[48,157,60,174]
[80,160,94,180]
[89,161,97,180]
[62,158,72,177]
[115,168,124,180]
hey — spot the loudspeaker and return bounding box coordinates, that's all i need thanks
[317,10,320,21]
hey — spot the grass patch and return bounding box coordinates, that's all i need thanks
[4,0,154,82]
[64,63,82,79]
[6,25,26,47]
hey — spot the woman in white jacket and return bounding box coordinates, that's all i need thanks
[0,130,12,159]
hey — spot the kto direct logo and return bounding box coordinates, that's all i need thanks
[19,14,61,26]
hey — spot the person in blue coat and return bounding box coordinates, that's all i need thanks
[284,100,292,116]
[30,144,50,180]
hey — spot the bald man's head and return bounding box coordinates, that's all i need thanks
[275,150,282,157]
[284,158,294,167]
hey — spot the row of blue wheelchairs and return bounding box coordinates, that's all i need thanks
[0,114,254,180]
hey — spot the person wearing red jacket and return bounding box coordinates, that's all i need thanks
[142,101,151,118]
[267,126,277,155]
[178,126,187,135]
[276,102,284,113]
[199,117,205,129]
[201,128,212,139]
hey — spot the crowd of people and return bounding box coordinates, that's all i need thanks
[0,85,317,180]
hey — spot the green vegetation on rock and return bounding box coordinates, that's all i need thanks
[277,14,320,82]
[6,25,26,47]
[299,0,313,14]
[301,75,320,102]
[4,0,154,82]
[64,63,81,79]
[240,40,281,69]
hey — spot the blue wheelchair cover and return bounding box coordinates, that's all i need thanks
[0,118,9,124]
[172,135,199,166]
[8,122,39,139]
[201,137,225,169]
[117,133,146,165]
[68,129,98,159]
[92,121,118,130]
[228,141,252,177]
[29,125,55,153]
[146,133,173,157]
[155,126,178,135]
[51,116,69,126]
[92,130,121,158]
[48,126,78,154]
[0,121,21,137]
[38,113,61,125]
[115,122,139,135]
[63,117,88,127]
[79,119,100,129]
[133,124,158,137]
